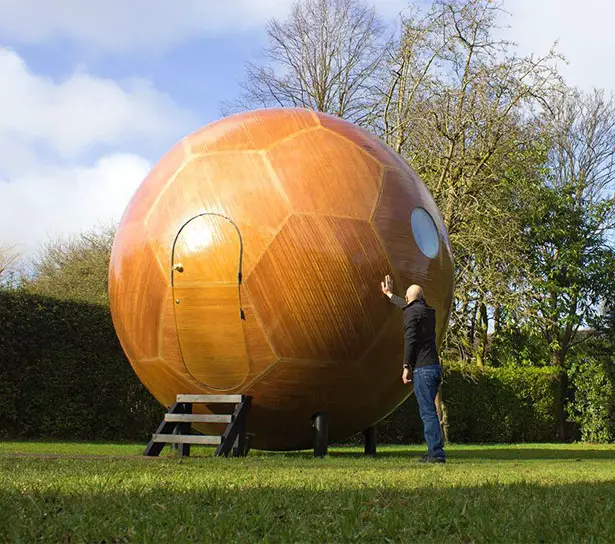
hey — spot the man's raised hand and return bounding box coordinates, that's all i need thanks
[381,274,393,296]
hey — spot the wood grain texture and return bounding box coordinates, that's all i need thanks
[185,108,319,155]
[108,107,454,451]
[145,152,290,278]
[108,228,166,362]
[266,127,383,219]
[245,215,391,361]
[175,394,243,403]
[152,434,222,445]
[372,168,454,343]
[318,113,408,171]
[164,414,233,423]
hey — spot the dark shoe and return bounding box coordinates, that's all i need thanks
[417,454,445,464]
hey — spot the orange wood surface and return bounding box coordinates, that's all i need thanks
[109,108,454,450]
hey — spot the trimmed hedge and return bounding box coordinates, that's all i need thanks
[441,362,560,442]
[568,356,615,443]
[0,290,163,440]
[0,289,562,444]
[372,362,560,444]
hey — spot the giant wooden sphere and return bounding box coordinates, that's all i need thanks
[109,108,454,450]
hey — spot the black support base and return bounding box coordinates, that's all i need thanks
[312,412,329,458]
[363,425,377,456]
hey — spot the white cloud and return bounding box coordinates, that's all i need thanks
[0,48,196,255]
[0,48,194,163]
[1,0,611,258]
[0,154,151,255]
[0,0,291,50]
[0,0,410,51]
[0,0,611,90]
[498,0,615,92]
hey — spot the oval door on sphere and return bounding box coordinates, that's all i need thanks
[172,214,249,390]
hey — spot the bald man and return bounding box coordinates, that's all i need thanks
[381,275,445,463]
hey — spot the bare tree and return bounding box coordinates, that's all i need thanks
[374,0,562,362]
[25,224,117,304]
[0,243,18,286]
[548,89,615,207]
[226,0,388,124]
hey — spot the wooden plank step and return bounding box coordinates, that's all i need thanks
[164,414,232,424]
[176,394,243,404]
[152,434,222,445]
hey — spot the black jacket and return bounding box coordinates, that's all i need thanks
[390,295,440,370]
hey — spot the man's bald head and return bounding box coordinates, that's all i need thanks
[405,284,424,304]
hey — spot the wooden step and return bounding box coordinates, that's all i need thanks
[164,414,232,424]
[152,434,222,445]
[176,394,243,404]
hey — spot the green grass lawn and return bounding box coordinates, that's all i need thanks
[1,442,614,543]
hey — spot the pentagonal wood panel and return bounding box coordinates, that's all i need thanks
[245,355,394,451]
[243,312,410,450]
[266,128,383,220]
[318,113,408,171]
[109,222,166,363]
[173,214,249,390]
[246,215,391,361]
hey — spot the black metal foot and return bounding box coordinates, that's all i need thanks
[363,425,377,456]
[312,412,329,457]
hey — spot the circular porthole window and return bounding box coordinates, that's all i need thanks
[411,207,440,258]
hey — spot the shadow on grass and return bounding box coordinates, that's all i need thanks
[253,446,615,461]
[442,447,615,461]
[2,479,615,542]
[2,441,613,462]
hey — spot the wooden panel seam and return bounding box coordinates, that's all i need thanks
[369,166,393,224]
[319,126,387,176]
[264,125,322,153]
[262,151,292,208]
[188,149,262,159]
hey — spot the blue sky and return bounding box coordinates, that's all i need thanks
[16,32,265,130]
[0,0,612,256]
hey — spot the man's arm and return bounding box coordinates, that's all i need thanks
[381,275,414,384]
[388,294,407,309]
[403,312,418,369]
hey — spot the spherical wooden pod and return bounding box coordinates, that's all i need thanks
[109,108,454,450]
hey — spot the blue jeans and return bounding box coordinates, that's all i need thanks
[413,365,445,459]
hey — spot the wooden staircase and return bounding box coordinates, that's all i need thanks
[144,394,252,457]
